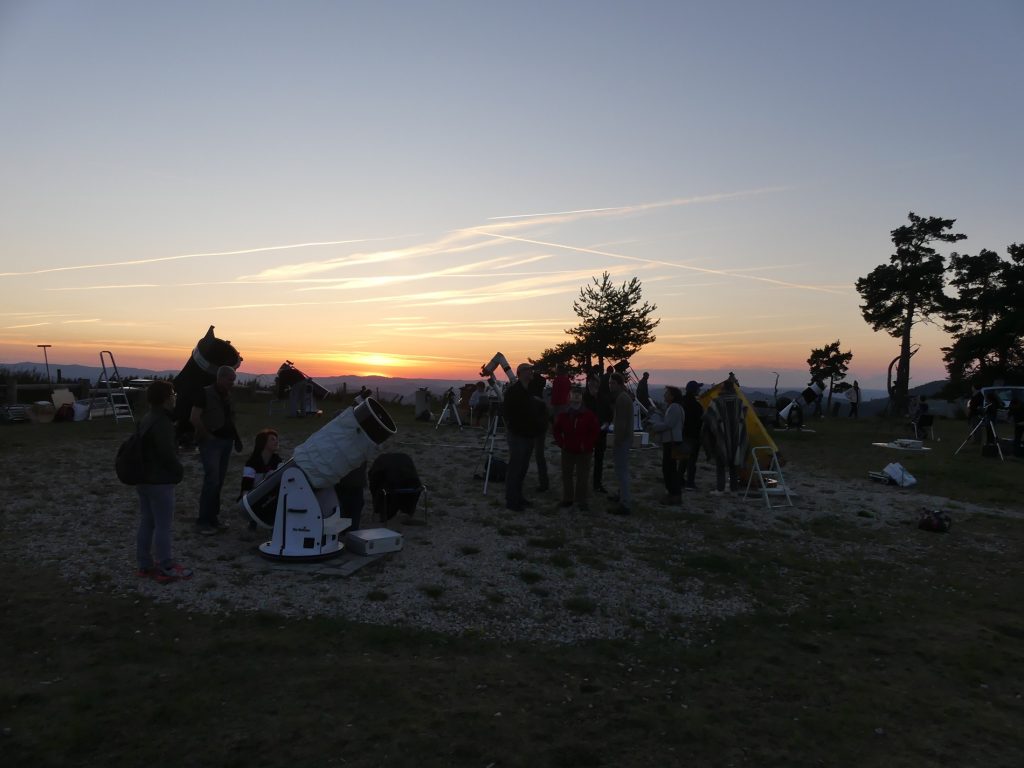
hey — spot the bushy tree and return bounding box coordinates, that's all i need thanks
[942,244,1024,387]
[530,341,588,379]
[807,340,853,412]
[855,212,965,414]
[567,272,659,370]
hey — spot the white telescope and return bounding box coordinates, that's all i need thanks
[240,398,397,561]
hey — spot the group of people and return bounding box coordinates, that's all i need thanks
[133,365,367,584]
[501,364,749,517]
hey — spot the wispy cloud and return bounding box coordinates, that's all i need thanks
[476,232,846,295]
[0,236,415,277]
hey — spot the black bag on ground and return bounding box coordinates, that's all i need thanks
[486,458,506,482]
[115,428,146,485]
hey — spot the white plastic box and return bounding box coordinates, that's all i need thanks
[344,528,403,555]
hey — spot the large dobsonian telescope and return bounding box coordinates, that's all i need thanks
[241,398,398,561]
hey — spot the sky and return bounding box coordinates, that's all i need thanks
[1,0,1022,389]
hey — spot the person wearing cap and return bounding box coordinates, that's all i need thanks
[502,363,542,512]
[681,381,705,491]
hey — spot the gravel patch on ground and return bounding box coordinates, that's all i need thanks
[1,424,1012,643]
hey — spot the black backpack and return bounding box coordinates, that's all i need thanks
[115,425,148,485]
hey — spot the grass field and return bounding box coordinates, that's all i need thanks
[1,403,1022,767]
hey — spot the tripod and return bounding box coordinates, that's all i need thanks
[435,390,463,430]
[954,418,1003,461]
[481,402,505,494]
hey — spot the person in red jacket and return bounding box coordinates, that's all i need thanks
[550,364,571,417]
[553,387,601,512]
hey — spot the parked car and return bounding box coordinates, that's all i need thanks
[980,386,1024,422]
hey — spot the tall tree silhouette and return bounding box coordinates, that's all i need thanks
[856,213,965,413]
[568,272,659,370]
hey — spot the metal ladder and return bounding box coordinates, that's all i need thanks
[98,350,135,423]
[743,446,793,509]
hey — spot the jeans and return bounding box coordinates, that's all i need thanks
[613,441,631,506]
[137,484,175,570]
[559,451,592,509]
[505,433,534,509]
[198,436,232,526]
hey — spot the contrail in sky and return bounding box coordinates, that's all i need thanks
[477,232,846,295]
[0,236,410,277]
[484,188,788,222]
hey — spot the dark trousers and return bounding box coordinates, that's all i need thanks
[681,437,699,488]
[661,443,682,495]
[335,485,365,531]
[505,433,534,509]
[560,451,592,509]
[198,436,232,526]
[533,429,549,489]
[715,460,739,492]
[592,431,607,489]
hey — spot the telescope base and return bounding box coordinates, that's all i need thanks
[257,541,344,563]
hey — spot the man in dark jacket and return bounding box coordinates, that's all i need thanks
[190,365,243,534]
[503,363,541,511]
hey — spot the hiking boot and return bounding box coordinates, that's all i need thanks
[558,501,574,508]
[659,494,682,504]
[609,504,631,516]
[136,567,155,579]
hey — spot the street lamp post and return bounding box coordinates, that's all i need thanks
[37,344,53,395]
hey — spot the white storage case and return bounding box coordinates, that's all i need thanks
[344,528,403,555]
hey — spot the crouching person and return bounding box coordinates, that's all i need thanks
[136,381,192,583]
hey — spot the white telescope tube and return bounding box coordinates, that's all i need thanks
[292,397,397,488]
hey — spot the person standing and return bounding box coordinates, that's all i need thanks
[608,373,634,515]
[703,378,748,495]
[680,380,704,491]
[190,365,243,535]
[583,372,610,493]
[527,368,550,493]
[136,380,191,583]
[646,385,684,504]
[553,387,600,512]
[503,363,540,512]
[848,380,861,419]
[636,371,652,413]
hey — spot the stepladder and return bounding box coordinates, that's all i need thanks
[98,350,135,423]
[743,446,793,509]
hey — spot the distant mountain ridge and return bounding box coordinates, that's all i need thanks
[3,360,902,403]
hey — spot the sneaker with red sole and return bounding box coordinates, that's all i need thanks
[153,563,193,584]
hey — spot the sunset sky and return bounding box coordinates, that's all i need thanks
[2,1,1021,388]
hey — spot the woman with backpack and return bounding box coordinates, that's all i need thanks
[136,380,192,584]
